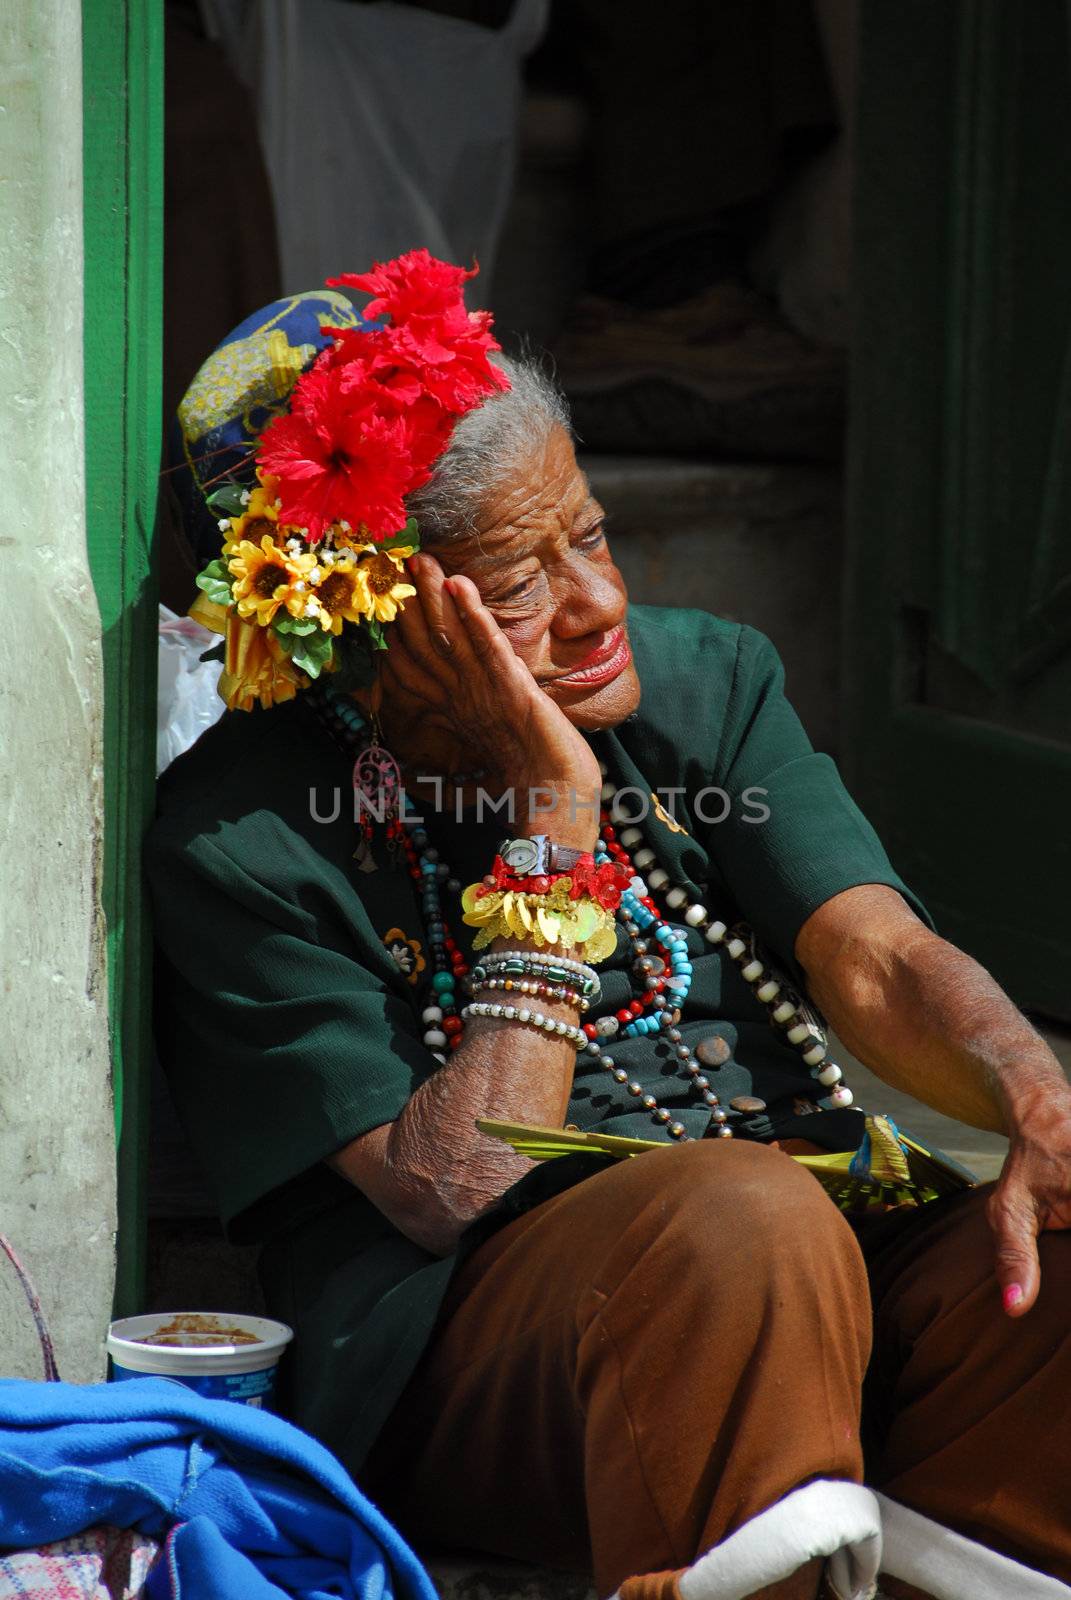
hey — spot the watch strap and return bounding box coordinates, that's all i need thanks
[546,842,586,872]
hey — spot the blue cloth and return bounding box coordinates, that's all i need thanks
[0,1377,437,1600]
[167,289,375,566]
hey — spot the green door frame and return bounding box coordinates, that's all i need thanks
[846,1,1071,1020]
[82,0,164,1313]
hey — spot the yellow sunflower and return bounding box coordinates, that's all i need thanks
[308,557,369,634]
[220,613,306,712]
[223,484,278,552]
[228,533,316,626]
[353,545,417,624]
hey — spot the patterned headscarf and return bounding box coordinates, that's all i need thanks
[168,289,370,567]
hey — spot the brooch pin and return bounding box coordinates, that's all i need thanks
[383,928,426,985]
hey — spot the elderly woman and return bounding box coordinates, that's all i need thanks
[149,256,1071,1600]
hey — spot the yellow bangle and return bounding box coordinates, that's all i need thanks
[461,877,618,964]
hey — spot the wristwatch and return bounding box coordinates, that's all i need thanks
[498,834,587,876]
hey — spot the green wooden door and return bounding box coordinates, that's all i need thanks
[846,0,1071,1021]
[83,0,164,1311]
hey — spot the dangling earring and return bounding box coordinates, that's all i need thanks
[352,677,403,872]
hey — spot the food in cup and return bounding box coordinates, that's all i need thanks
[107,1312,292,1408]
[136,1314,263,1348]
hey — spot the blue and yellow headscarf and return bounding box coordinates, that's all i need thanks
[168,289,371,566]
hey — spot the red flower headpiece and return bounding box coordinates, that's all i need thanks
[192,250,511,714]
[257,248,510,542]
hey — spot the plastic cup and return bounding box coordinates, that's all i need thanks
[107,1311,293,1408]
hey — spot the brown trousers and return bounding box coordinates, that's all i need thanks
[362,1142,1071,1597]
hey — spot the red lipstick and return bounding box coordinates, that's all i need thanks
[553,626,631,690]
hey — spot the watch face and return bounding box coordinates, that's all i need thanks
[502,838,540,873]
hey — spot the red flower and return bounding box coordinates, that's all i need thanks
[567,857,632,910]
[323,317,507,415]
[258,365,426,541]
[399,393,457,471]
[255,251,512,540]
[327,250,509,415]
[380,321,510,416]
[328,249,477,325]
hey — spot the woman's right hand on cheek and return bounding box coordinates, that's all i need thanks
[380,554,602,838]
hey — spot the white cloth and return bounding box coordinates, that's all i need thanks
[877,1493,1071,1600]
[203,0,547,300]
[610,1479,883,1600]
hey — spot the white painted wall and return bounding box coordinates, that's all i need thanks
[0,0,116,1380]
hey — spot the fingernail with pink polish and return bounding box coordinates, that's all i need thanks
[1003,1284,1023,1311]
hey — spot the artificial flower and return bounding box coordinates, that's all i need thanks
[353,545,417,624]
[219,614,306,713]
[193,250,512,711]
[567,855,633,910]
[257,366,425,542]
[311,340,459,468]
[375,319,510,416]
[228,533,316,626]
[323,308,508,419]
[308,557,369,634]
[221,471,287,550]
[329,249,477,326]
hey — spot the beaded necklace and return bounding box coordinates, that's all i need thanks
[308,691,855,1141]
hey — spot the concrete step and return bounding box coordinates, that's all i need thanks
[427,1554,901,1599]
[427,1556,594,1600]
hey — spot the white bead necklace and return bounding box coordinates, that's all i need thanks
[588,763,855,1139]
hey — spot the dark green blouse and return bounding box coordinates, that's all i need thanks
[147,605,925,1469]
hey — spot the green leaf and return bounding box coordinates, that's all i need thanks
[366,618,387,651]
[195,558,233,607]
[289,630,336,679]
[379,517,421,555]
[206,482,249,517]
[272,612,319,637]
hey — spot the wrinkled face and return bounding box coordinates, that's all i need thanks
[433,426,642,730]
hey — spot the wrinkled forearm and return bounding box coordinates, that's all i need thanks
[797,884,1067,1137]
[328,999,576,1256]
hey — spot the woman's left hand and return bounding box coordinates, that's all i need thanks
[795,884,1071,1320]
[986,1083,1071,1316]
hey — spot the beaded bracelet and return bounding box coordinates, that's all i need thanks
[475,948,595,977]
[461,1001,588,1050]
[469,976,588,1011]
[480,947,589,972]
[471,952,601,1000]
[470,974,597,1007]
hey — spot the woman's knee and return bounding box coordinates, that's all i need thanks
[591,1138,866,1300]
[664,1137,854,1239]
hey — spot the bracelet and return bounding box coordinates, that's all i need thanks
[471,971,598,1006]
[461,875,625,965]
[469,976,588,1011]
[461,1001,588,1049]
[477,948,592,974]
[471,952,601,998]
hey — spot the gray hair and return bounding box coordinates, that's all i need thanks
[405,354,572,545]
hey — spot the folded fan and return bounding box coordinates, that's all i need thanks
[476,1113,977,1213]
